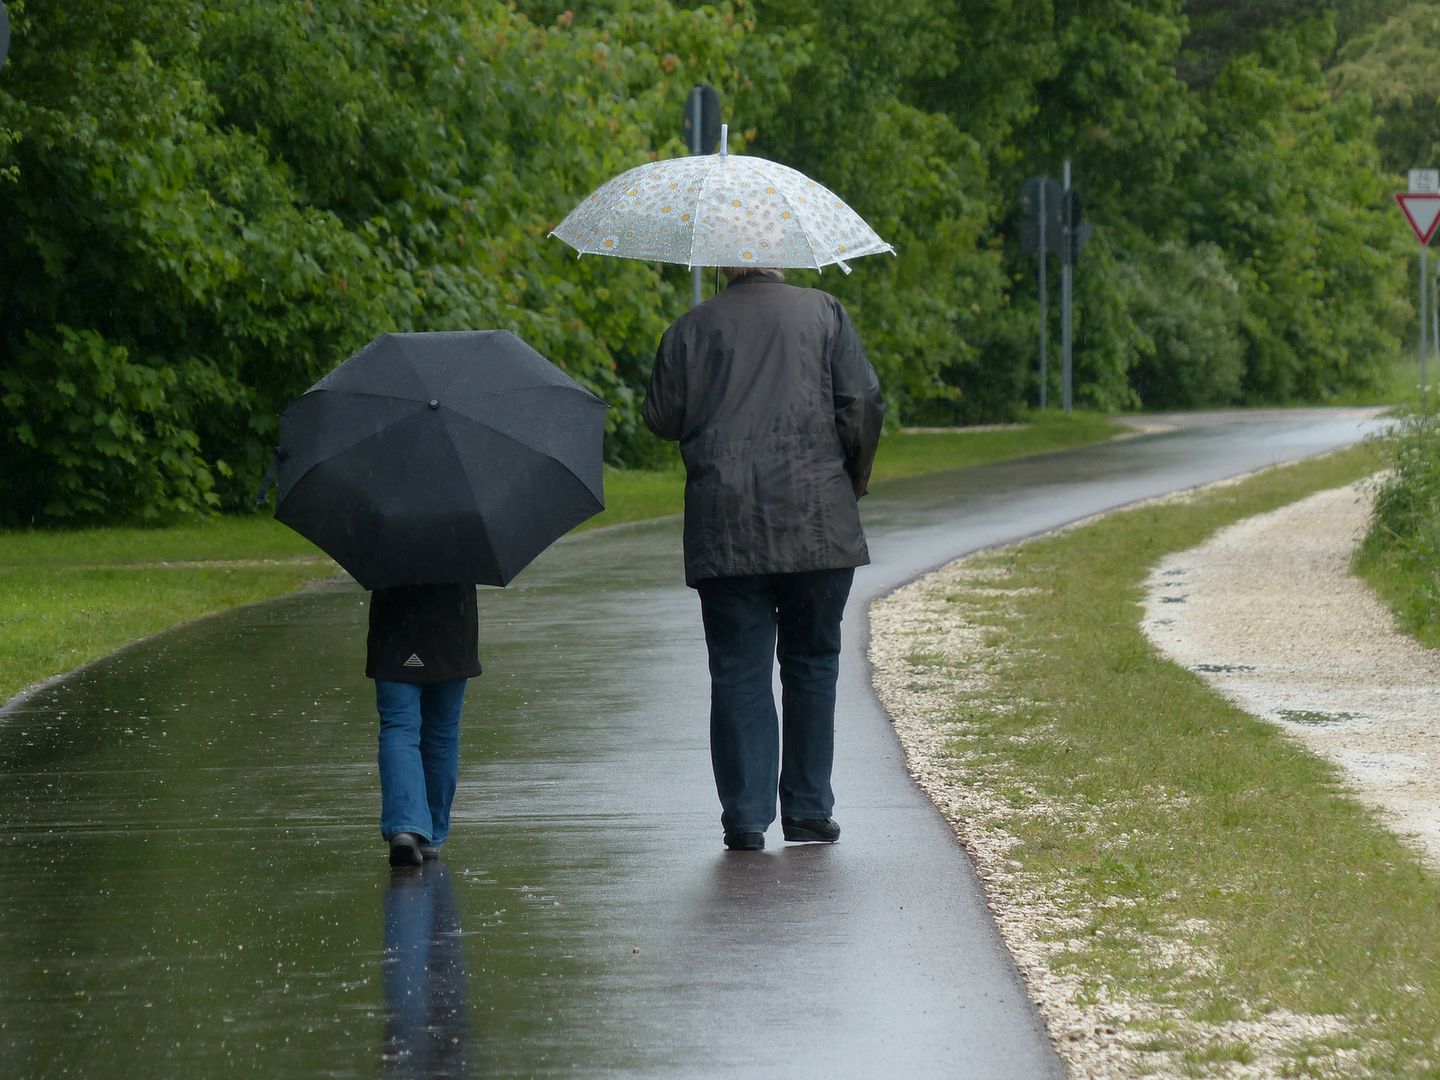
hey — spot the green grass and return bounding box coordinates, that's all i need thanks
[872,409,1124,480]
[0,411,1123,705]
[900,442,1440,1075]
[1325,354,1429,409]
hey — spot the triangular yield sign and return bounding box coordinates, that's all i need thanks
[1396,192,1440,245]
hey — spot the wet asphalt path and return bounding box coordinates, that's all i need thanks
[0,409,1382,1079]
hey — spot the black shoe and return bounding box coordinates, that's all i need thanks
[781,817,840,843]
[388,832,424,866]
[724,831,765,851]
[419,843,442,860]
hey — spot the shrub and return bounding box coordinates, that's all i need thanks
[1126,240,1245,409]
[1356,409,1440,644]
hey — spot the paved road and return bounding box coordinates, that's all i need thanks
[0,409,1382,1079]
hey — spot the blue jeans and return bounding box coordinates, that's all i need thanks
[696,568,854,834]
[375,679,468,845]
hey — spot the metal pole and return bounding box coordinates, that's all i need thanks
[1038,184,1048,409]
[1061,159,1073,414]
[1422,244,1430,409]
[690,91,703,308]
[1422,260,1434,406]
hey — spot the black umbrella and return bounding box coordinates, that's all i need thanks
[272,331,606,589]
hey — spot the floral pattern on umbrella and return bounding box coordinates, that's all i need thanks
[551,140,894,274]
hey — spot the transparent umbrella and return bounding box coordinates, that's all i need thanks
[550,126,894,274]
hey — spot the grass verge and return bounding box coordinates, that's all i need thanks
[871,443,1440,1077]
[0,411,1123,705]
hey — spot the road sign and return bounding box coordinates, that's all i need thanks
[1408,169,1439,194]
[1020,219,1061,254]
[682,84,721,156]
[1396,192,1440,245]
[1020,177,1062,225]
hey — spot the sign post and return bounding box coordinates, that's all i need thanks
[1022,168,1091,412]
[1398,169,1440,406]
[1021,176,1062,408]
[1061,161,1074,413]
[683,85,721,307]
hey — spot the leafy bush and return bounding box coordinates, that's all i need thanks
[0,0,786,522]
[1125,240,1245,409]
[1357,410,1440,645]
[1,326,226,521]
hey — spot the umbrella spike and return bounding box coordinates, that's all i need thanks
[720,124,728,157]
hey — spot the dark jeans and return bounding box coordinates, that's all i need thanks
[695,568,855,833]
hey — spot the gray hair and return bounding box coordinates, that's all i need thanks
[722,266,785,282]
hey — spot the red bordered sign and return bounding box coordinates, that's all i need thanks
[1396,192,1440,245]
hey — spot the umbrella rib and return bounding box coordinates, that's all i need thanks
[310,387,435,406]
[446,405,603,503]
[578,162,650,256]
[445,421,503,583]
[775,171,831,271]
[687,153,722,270]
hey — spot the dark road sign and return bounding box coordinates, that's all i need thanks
[1021,176,1063,225]
[682,84,721,155]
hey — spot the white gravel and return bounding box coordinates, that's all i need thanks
[1141,477,1440,867]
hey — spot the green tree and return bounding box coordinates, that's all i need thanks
[1124,240,1245,408]
[0,0,1419,523]
[1180,18,1407,401]
[1331,2,1440,173]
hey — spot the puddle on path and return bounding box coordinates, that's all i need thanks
[1275,708,1363,727]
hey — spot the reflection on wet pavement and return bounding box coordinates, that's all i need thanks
[0,411,1380,1078]
[381,863,468,1078]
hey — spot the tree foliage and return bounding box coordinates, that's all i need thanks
[0,0,1415,523]
[1331,2,1440,173]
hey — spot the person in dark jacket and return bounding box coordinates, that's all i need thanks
[367,584,482,866]
[642,266,885,851]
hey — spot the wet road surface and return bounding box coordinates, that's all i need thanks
[0,409,1381,1078]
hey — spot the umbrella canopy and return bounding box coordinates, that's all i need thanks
[274,331,605,590]
[550,127,894,274]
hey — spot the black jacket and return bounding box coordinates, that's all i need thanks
[366,584,481,683]
[642,272,885,585]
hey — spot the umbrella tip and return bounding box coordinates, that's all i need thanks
[720,124,728,157]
